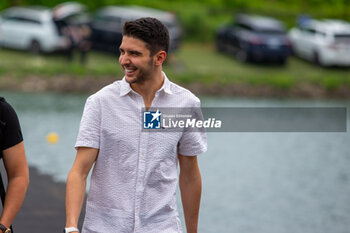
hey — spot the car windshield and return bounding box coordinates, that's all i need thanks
[164,21,176,28]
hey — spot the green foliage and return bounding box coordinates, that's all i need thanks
[322,76,344,90]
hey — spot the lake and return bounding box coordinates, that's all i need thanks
[2,91,350,233]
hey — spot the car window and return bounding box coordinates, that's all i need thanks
[0,11,13,20]
[315,30,326,37]
[1,15,18,21]
[164,21,177,29]
[2,15,41,25]
[236,23,253,31]
[53,19,67,36]
[334,34,350,42]
[94,14,108,22]
[300,27,315,34]
[256,28,285,34]
[18,16,42,25]
[95,14,120,23]
[305,28,316,34]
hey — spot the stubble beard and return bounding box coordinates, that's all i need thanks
[125,58,154,84]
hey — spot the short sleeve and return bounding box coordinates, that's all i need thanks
[177,100,207,156]
[75,95,101,149]
[0,99,23,151]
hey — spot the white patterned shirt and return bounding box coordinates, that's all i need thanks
[75,73,207,233]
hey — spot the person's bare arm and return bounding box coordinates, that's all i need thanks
[0,141,29,228]
[65,147,98,231]
[178,154,202,233]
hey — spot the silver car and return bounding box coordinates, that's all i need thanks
[0,6,69,53]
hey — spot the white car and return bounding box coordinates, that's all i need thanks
[289,19,350,66]
[0,6,69,53]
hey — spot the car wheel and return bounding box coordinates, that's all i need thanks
[236,49,248,63]
[29,40,41,54]
[278,57,287,65]
[313,52,320,66]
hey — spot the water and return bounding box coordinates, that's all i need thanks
[2,91,350,233]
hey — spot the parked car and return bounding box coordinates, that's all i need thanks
[0,6,70,53]
[90,6,182,55]
[289,19,350,67]
[216,14,291,64]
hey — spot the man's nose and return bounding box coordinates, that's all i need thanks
[119,54,130,65]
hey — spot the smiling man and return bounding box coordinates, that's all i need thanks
[65,17,207,233]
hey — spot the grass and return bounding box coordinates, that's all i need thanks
[166,43,350,90]
[1,44,350,92]
[0,49,122,78]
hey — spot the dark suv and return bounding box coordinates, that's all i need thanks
[90,6,182,55]
[216,14,291,64]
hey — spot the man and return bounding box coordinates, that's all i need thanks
[65,17,207,233]
[0,97,30,233]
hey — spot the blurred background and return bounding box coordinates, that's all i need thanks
[1,0,350,232]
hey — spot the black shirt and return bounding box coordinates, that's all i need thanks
[0,97,23,159]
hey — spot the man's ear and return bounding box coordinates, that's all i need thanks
[154,51,167,66]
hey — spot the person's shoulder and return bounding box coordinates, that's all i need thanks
[87,80,123,102]
[0,97,15,114]
[0,97,8,108]
[169,81,201,105]
[0,97,19,123]
[0,97,6,108]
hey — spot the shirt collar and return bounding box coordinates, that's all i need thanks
[119,77,133,96]
[158,72,173,95]
[119,72,173,96]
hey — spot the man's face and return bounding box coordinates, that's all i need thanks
[119,36,154,84]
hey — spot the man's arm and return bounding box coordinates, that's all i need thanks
[0,141,29,228]
[65,147,98,231]
[178,154,202,233]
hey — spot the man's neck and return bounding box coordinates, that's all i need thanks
[131,71,164,109]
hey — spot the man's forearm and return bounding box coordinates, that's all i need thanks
[179,172,202,233]
[65,170,87,228]
[0,175,29,227]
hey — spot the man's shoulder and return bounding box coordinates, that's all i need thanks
[87,80,122,102]
[168,81,201,105]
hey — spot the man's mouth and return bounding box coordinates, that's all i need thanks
[124,67,137,76]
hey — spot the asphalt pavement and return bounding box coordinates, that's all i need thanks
[2,167,85,232]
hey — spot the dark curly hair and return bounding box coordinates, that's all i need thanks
[123,17,169,56]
